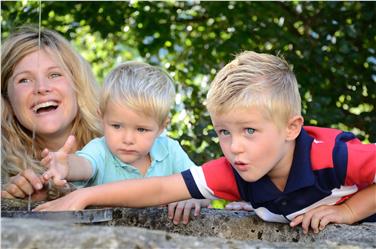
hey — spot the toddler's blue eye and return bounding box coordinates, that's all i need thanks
[245,128,255,135]
[111,124,121,129]
[137,128,147,132]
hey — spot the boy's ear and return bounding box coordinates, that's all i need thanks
[286,115,304,141]
[159,117,170,134]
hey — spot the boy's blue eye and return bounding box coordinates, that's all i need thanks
[245,128,255,135]
[219,129,230,136]
[111,124,121,129]
[137,128,147,132]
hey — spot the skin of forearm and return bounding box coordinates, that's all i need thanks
[342,184,376,224]
[66,155,93,181]
[81,174,192,208]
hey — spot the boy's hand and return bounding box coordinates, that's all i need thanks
[225,201,254,211]
[33,188,88,211]
[290,203,354,234]
[168,199,210,225]
[41,135,76,187]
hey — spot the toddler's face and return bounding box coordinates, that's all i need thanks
[102,101,163,169]
[211,106,291,182]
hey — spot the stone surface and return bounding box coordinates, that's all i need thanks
[1,198,375,248]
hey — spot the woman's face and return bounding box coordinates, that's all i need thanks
[7,49,78,147]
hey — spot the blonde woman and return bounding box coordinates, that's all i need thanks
[1,26,102,200]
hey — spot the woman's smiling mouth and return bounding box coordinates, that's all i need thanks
[32,101,59,114]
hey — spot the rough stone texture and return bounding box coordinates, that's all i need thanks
[2,198,375,248]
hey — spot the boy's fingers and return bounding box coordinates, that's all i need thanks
[310,214,321,233]
[41,155,52,167]
[167,202,178,219]
[290,215,303,227]
[173,201,185,224]
[194,202,201,216]
[319,216,330,231]
[182,204,192,224]
[61,135,76,154]
[53,178,67,187]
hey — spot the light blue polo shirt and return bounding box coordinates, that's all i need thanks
[75,135,196,187]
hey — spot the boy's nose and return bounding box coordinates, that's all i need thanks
[122,131,135,145]
[230,137,244,154]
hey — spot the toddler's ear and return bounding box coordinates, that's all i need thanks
[286,115,304,141]
[159,118,170,134]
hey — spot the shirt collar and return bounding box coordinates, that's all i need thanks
[251,127,315,203]
[149,136,169,162]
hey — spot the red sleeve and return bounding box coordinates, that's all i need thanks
[345,141,376,188]
[201,157,241,201]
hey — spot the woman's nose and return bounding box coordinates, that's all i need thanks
[33,78,51,94]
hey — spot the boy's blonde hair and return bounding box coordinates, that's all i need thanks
[100,62,176,126]
[1,25,102,182]
[206,51,301,127]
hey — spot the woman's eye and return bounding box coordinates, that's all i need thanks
[219,129,230,136]
[49,73,62,79]
[18,78,31,84]
[245,128,255,135]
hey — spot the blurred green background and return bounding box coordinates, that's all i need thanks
[2,1,375,165]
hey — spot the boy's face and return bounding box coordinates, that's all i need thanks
[102,101,164,169]
[211,106,292,182]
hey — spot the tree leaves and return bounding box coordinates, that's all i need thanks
[2,1,375,163]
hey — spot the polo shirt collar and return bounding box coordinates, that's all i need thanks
[149,136,169,162]
[251,127,315,203]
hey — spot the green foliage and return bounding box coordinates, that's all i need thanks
[2,1,375,164]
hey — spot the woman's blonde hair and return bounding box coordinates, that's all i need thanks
[206,51,301,128]
[100,61,176,126]
[1,25,102,182]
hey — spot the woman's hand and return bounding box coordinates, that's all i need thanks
[1,168,47,201]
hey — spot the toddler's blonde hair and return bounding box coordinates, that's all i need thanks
[100,61,176,126]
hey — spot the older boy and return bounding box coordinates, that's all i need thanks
[36,52,375,234]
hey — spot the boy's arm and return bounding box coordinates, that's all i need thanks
[66,155,93,181]
[34,173,192,211]
[290,184,376,233]
[340,184,376,223]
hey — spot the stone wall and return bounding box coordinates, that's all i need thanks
[2,198,375,248]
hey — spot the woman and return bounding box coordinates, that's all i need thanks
[1,25,102,200]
